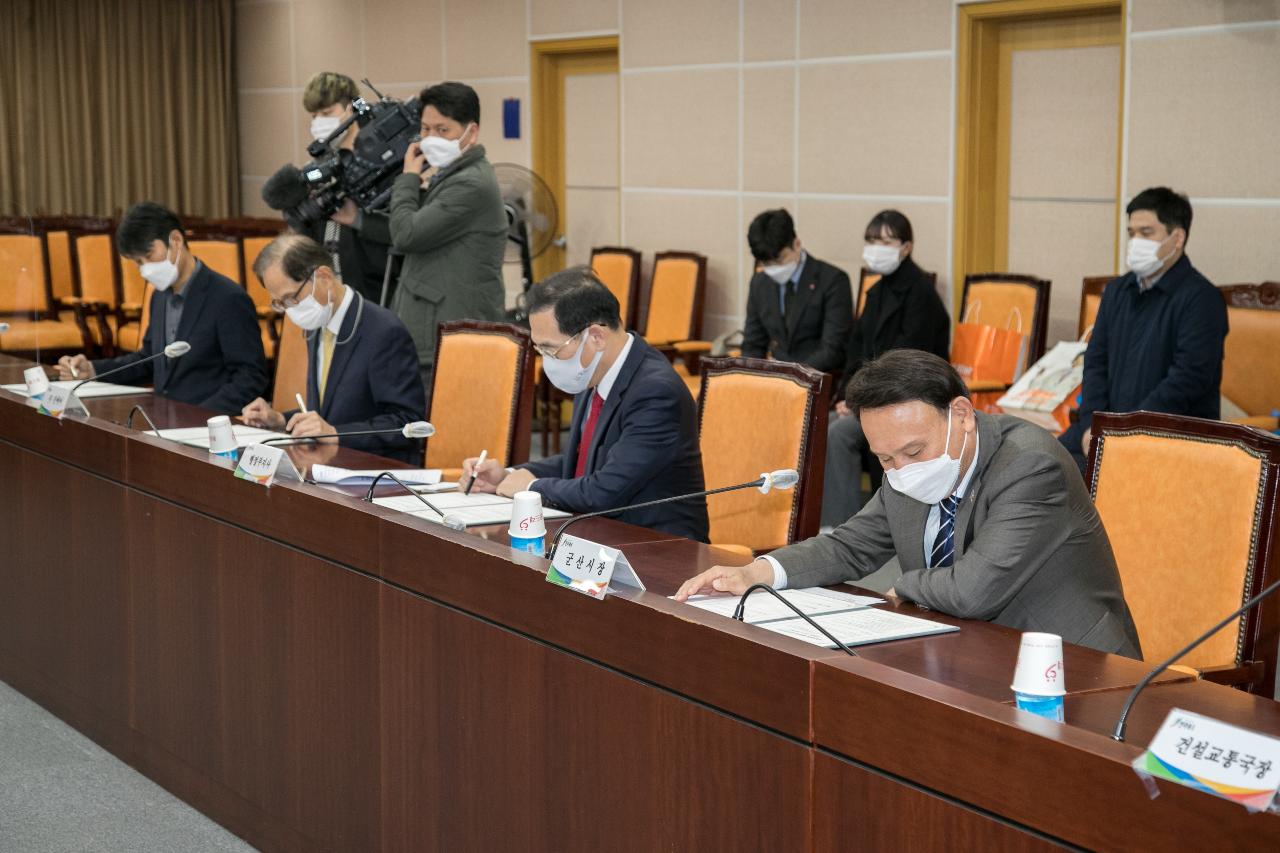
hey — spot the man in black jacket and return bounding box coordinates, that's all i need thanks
[740,209,851,373]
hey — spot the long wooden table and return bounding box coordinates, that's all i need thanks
[2,355,1278,851]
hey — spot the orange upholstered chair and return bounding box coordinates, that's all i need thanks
[643,251,706,346]
[187,236,244,285]
[270,317,308,414]
[854,269,880,320]
[697,357,830,555]
[241,235,282,361]
[1086,411,1280,697]
[955,272,1051,402]
[114,257,151,352]
[1078,276,1110,339]
[427,321,535,478]
[0,232,90,355]
[590,246,642,331]
[1219,283,1280,432]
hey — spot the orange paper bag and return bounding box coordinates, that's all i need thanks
[950,323,1027,385]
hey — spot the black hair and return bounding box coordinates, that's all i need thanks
[525,267,621,334]
[116,202,183,258]
[846,349,969,416]
[863,209,913,244]
[747,209,797,262]
[251,231,332,286]
[418,81,481,126]
[1127,186,1192,239]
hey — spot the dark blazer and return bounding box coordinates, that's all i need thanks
[771,413,1142,658]
[846,256,951,378]
[91,263,268,414]
[741,254,852,373]
[520,337,709,542]
[285,292,426,464]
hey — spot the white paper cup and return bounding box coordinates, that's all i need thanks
[207,415,238,455]
[24,366,49,398]
[1011,632,1066,697]
[509,490,547,538]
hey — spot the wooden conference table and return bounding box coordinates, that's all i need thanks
[1,353,1279,851]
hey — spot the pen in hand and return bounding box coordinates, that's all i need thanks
[465,449,487,496]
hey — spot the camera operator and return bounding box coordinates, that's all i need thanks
[299,71,391,305]
[357,81,507,393]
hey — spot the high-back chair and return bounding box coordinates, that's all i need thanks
[427,321,535,477]
[1219,282,1280,432]
[1087,411,1280,697]
[590,246,642,331]
[241,235,282,361]
[72,228,128,355]
[642,251,706,346]
[1078,276,1110,339]
[187,235,244,285]
[271,317,309,414]
[697,357,830,554]
[114,256,151,352]
[0,231,90,356]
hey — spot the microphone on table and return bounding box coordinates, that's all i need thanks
[69,340,190,416]
[361,470,466,531]
[1111,575,1280,742]
[733,583,858,657]
[261,420,434,446]
[546,468,801,561]
[125,404,161,435]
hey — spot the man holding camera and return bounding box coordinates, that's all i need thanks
[357,81,507,395]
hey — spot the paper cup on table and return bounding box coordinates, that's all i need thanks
[1011,632,1065,722]
[207,415,238,459]
[23,366,49,398]
[508,490,547,555]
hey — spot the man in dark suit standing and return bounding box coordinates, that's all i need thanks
[740,208,851,373]
[57,202,267,414]
[464,268,709,542]
[240,234,426,464]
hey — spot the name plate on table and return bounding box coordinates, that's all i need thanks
[37,386,86,419]
[546,534,646,600]
[1134,708,1280,813]
[233,444,303,487]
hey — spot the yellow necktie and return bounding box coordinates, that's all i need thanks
[318,328,336,403]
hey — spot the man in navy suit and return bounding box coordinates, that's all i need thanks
[240,233,426,464]
[57,202,268,413]
[463,268,709,542]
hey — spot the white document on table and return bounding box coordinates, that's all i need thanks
[153,425,287,449]
[2,379,151,398]
[374,492,570,527]
[757,607,959,649]
[684,587,884,624]
[312,465,442,486]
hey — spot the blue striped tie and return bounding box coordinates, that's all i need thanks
[930,495,958,568]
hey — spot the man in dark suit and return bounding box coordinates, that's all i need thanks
[57,202,268,414]
[677,350,1141,658]
[240,234,426,464]
[464,267,709,542]
[741,209,852,373]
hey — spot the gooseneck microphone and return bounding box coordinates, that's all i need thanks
[546,469,801,561]
[733,583,858,657]
[262,420,434,446]
[361,470,465,531]
[69,341,190,416]
[125,404,160,434]
[1112,575,1280,742]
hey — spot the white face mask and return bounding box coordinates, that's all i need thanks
[139,243,181,291]
[541,332,603,395]
[419,124,473,168]
[762,259,798,285]
[1126,233,1174,278]
[284,274,334,331]
[310,115,342,142]
[884,407,968,505]
[863,244,904,276]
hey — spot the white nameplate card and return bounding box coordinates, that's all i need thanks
[37,385,87,419]
[1134,708,1280,813]
[233,443,303,487]
[546,534,645,600]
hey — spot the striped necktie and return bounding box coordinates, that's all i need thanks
[930,495,959,568]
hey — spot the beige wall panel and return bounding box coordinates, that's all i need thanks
[237,1,294,89]
[530,0,618,35]
[472,80,532,168]
[799,0,951,59]
[444,0,527,79]
[1008,45,1120,200]
[744,0,797,61]
[294,0,363,88]
[1006,199,1115,346]
[365,0,444,84]
[621,0,739,67]
[1128,29,1280,198]
[623,70,738,189]
[623,192,740,332]
[743,67,796,193]
[565,73,619,188]
[565,188,620,268]
[240,92,301,177]
[240,178,274,218]
[797,58,950,196]
[1131,0,1280,32]
[1182,205,1280,286]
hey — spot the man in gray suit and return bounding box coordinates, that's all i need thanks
[676,349,1142,659]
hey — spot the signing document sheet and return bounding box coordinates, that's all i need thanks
[153,425,288,449]
[311,466,444,487]
[2,379,150,398]
[684,588,884,624]
[374,492,571,527]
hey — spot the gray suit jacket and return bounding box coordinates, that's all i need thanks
[773,412,1142,658]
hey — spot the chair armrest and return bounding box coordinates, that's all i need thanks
[1228,415,1280,432]
[671,340,712,355]
[1198,660,1265,687]
[965,378,1009,393]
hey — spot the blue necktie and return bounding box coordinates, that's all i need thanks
[930,495,958,568]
